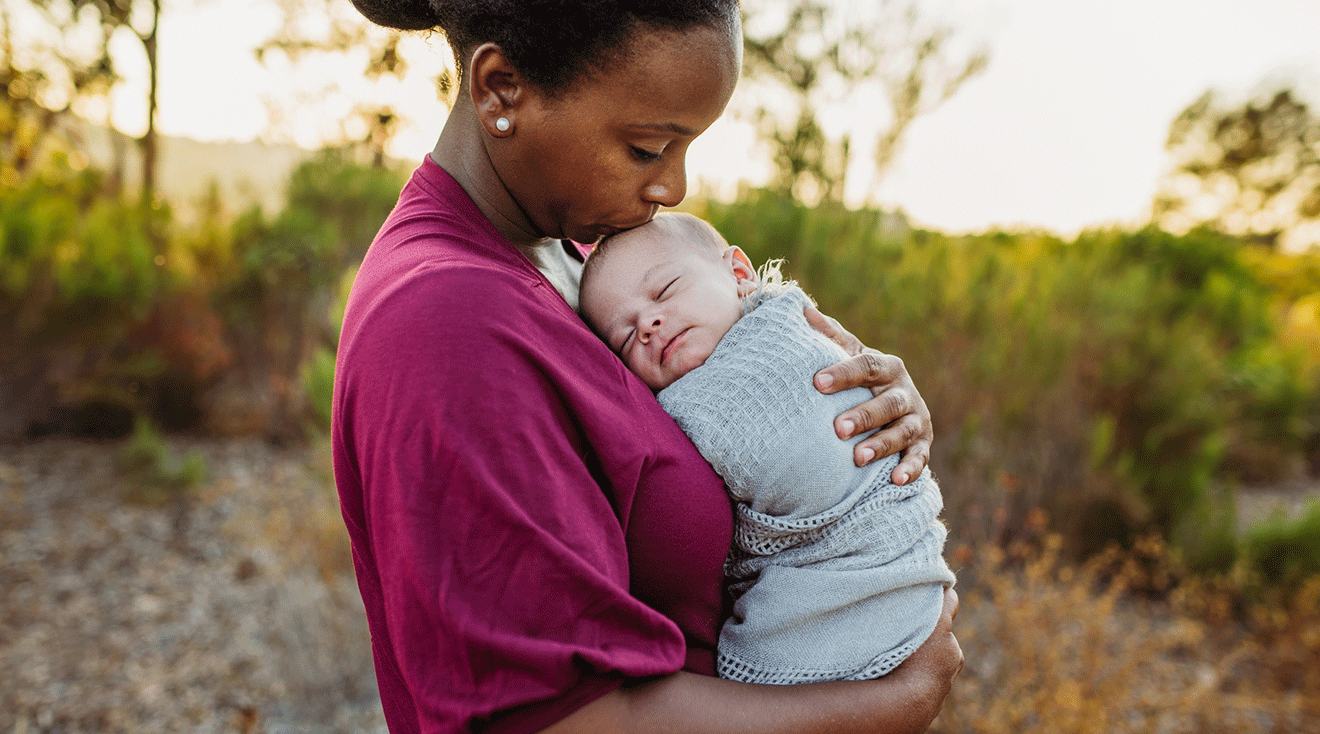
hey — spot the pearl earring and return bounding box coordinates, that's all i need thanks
[495,117,510,132]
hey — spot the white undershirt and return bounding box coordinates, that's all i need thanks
[517,239,585,313]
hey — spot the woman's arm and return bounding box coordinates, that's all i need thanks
[804,307,933,484]
[540,587,962,734]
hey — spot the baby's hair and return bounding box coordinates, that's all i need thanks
[742,259,793,316]
[349,0,738,95]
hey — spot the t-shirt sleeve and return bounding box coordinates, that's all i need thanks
[338,266,687,733]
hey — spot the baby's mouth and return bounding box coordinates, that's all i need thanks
[660,328,690,366]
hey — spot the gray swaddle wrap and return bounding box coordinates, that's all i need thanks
[657,283,955,685]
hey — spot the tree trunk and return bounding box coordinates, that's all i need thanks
[138,0,160,208]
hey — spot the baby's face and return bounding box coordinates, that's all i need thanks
[582,225,755,391]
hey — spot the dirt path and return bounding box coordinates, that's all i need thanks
[4,437,1317,732]
[0,438,386,733]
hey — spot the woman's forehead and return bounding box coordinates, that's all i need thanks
[566,24,738,122]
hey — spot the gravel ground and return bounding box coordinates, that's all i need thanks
[4,437,1317,734]
[0,438,386,734]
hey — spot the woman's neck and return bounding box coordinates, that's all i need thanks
[430,102,546,247]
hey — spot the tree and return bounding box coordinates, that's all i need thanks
[1,0,164,205]
[1154,86,1320,251]
[0,0,118,179]
[255,0,454,168]
[739,0,987,205]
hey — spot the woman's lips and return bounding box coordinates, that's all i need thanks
[598,215,657,240]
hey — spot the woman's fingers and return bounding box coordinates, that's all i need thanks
[831,382,911,438]
[804,306,863,356]
[889,433,933,485]
[804,306,934,480]
[892,586,963,712]
[934,587,963,679]
[814,350,905,395]
[825,362,934,481]
[850,415,933,483]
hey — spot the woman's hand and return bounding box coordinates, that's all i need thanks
[804,307,933,483]
[886,586,964,723]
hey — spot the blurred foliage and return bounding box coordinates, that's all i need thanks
[700,192,1320,569]
[116,416,207,505]
[302,266,358,435]
[1246,502,1320,586]
[0,142,402,439]
[3,99,1318,583]
[740,0,987,204]
[254,0,455,166]
[0,152,163,319]
[302,346,337,434]
[197,147,403,437]
[3,0,164,200]
[1,0,116,180]
[1155,86,1320,251]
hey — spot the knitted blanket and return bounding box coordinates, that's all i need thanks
[657,284,956,684]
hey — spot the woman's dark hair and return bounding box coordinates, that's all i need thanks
[350,0,738,94]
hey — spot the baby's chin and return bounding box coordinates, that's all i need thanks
[652,352,716,391]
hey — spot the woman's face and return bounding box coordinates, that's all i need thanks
[500,22,740,244]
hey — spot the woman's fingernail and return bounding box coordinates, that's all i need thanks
[858,447,875,463]
[894,472,908,485]
[839,419,854,437]
[816,373,834,390]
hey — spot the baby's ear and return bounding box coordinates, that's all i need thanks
[724,246,758,297]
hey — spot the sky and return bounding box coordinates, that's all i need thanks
[54,0,1320,238]
[865,0,1320,235]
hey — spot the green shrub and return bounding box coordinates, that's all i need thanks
[700,195,1315,565]
[283,147,405,267]
[300,268,355,435]
[1246,501,1320,585]
[0,163,170,320]
[117,418,208,505]
[302,346,337,434]
[0,144,401,438]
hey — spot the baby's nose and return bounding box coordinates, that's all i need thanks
[638,315,662,342]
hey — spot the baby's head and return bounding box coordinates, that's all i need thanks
[581,212,757,391]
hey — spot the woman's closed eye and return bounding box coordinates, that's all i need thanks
[630,145,663,162]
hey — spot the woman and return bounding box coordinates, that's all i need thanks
[332,1,962,732]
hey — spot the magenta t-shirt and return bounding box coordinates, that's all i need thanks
[332,158,733,734]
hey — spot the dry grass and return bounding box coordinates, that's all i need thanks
[268,440,1320,732]
[219,438,1320,732]
[938,529,1320,734]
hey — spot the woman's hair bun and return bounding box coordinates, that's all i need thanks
[350,0,736,94]
[349,0,441,32]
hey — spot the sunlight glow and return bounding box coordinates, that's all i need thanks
[62,0,1320,239]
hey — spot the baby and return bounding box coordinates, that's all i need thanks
[579,212,956,685]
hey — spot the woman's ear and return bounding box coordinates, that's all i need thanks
[723,246,759,297]
[468,42,522,138]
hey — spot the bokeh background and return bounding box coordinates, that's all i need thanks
[2,0,1319,731]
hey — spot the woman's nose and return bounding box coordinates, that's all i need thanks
[643,158,687,208]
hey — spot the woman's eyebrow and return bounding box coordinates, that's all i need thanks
[628,121,696,136]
